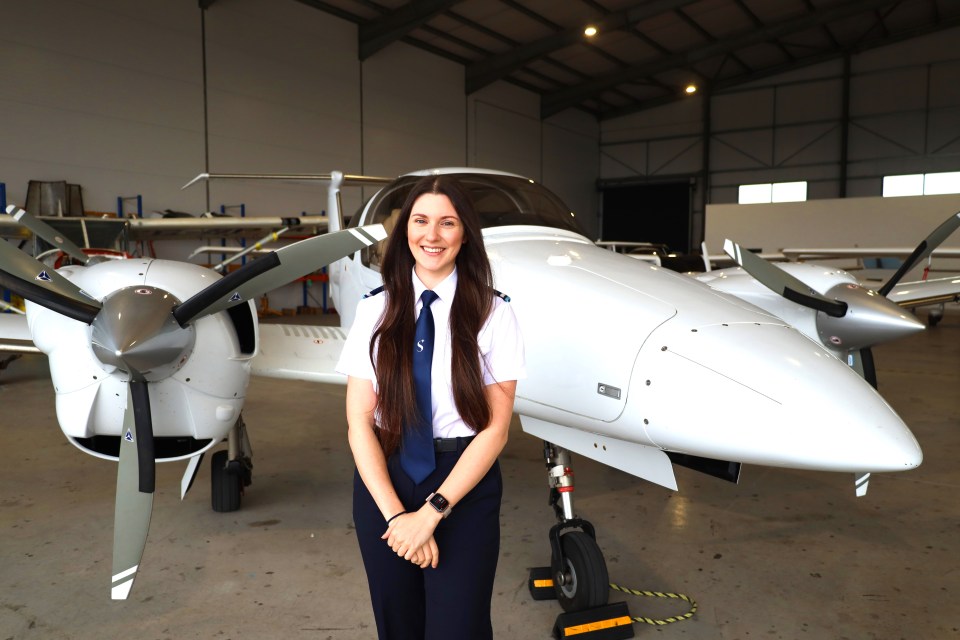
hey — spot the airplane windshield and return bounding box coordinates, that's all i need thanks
[352,173,586,269]
[350,173,585,235]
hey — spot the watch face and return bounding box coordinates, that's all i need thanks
[430,493,449,512]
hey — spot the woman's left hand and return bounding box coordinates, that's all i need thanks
[382,506,443,560]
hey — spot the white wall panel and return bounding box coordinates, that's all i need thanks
[713,89,775,130]
[602,26,960,209]
[712,130,774,169]
[469,100,540,179]
[204,0,362,219]
[1,0,204,213]
[776,79,842,124]
[850,67,927,116]
[362,42,465,178]
[600,97,702,144]
[773,124,841,167]
[542,110,600,239]
[601,142,650,179]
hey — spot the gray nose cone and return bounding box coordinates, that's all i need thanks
[817,283,925,351]
[91,286,195,382]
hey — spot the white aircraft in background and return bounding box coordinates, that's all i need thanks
[697,212,960,387]
[0,170,923,612]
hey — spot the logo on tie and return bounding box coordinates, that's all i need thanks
[416,339,425,352]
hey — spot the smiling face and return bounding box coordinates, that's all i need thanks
[406,192,465,289]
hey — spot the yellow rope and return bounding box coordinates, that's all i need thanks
[608,582,697,626]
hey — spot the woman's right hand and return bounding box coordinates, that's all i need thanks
[409,536,440,569]
[383,507,442,563]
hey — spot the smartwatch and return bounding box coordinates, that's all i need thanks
[426,492,452,518]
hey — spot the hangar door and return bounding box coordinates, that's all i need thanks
[601,182,692,253]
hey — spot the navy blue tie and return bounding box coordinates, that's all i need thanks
[401,289,439,484]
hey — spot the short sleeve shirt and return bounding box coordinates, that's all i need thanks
[335,267,526,438]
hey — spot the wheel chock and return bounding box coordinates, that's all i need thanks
[552,601,634,639]
[529,566,557,600]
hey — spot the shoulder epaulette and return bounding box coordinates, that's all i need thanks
[363,285,385,299]
[493,289,511,303]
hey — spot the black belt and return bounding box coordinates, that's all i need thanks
[433,436,475,453]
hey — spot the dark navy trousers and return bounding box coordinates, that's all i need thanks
[353,444,502,640]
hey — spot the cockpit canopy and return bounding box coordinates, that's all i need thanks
[350,173,586,269]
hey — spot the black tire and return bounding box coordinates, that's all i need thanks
[551,531,609,612]
[211,450,241,513]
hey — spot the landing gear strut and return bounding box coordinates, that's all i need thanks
[539,441,609,613]
[211,414,253,512]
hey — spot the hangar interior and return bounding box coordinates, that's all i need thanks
[1,1,959,639]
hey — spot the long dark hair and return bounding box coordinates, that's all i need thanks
[371,175,493,456]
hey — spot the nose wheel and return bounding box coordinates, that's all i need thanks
[551,526,609,612]
[530,441,610,613]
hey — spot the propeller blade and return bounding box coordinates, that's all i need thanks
[4,204,89,264]
[173,224,387,326]
[180,453,204,500]
[0,236,100,323]
[724,239,848,318]
[878,211,960,296]
[111,380,155,600]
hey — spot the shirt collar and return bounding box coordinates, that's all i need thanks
[412,266,458,306]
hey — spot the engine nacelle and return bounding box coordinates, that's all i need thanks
[26,259,259,462]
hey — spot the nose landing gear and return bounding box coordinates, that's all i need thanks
[528,442,635,639]
[211,415,253,513]
[538,441,610,612]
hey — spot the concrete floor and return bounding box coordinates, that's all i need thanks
[1,309,958,640]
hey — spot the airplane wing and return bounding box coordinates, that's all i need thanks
[0,213,329,245]
[251,323,349,385]
[782,247,960,260]
[887,274,960,308]
[126,216,328,241]
[0,312,39,353]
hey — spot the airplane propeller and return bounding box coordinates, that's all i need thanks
[722,209,960,389]
[4,204,90,265]
[0,234,101,323]
[724,235,919,386]
[723,239,848,318]
[0,219,386,598]
[877,211,960,296]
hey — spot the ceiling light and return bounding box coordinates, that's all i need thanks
[685,84,697,94]
[584,25,598,37]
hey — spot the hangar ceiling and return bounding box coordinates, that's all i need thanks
[284,0,960,120]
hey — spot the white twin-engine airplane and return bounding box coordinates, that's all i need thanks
[0,168,923,612]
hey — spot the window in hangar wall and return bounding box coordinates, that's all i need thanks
[737,181,808,204]
[600,182,692,253]
[883,171,960,197]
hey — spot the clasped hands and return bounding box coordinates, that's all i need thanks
[383,506,443,569]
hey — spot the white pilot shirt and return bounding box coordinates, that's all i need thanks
[335,267,526,439]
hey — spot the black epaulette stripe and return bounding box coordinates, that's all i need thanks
[493,288,511,303]
[363,285,385,299]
